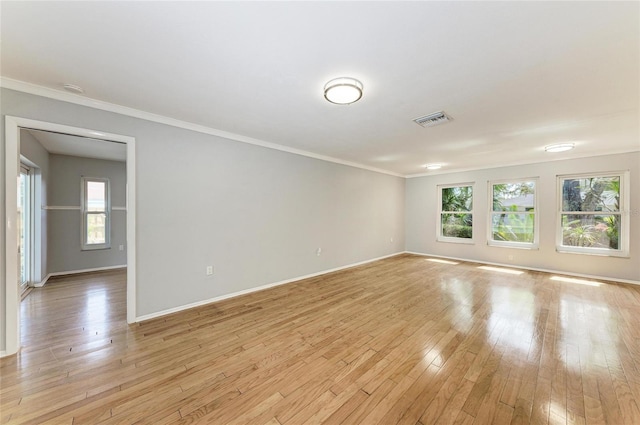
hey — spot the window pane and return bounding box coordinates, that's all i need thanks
[492,182,535,212]
[441,186,473,212]
[19,172,27,283]
[87,181,106,211]
[561,176,620,212]
[491,213,535,243]
[86,213,106,244]
[561,214,620,249]
[441,213,472,238]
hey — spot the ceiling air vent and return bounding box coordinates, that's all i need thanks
[413,111,452,128]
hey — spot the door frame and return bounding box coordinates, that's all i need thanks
[4,116,137,357]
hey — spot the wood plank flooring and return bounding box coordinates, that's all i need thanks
[2,254,640,424]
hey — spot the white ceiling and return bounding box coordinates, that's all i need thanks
[2,2,638,176]
[26,129,126,162]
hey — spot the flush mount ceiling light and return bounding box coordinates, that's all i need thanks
[545,143,575,153]
[424,163,443,170]
[63,83,84,94]
[324,77,363,105]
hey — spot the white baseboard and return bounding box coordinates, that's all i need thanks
[404,251,640,286]
[136,252,404,322]
[34,265,127,287]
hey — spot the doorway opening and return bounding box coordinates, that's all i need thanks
[4,116,137,357]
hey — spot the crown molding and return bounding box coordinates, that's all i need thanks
[0,77,404,178]
[3,77,637,180]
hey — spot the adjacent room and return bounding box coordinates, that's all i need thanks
[1,2,639,424]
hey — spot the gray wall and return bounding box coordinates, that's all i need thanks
[47,154,127,273]
[1,88,406,351]
[19,130,49,282]
[135,127,405,315]
[405,152,640,282]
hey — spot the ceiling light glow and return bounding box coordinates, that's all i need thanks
[545,143,575,153]
[324,77,363,105]
[424,163,442,170]
[63,83,84,94]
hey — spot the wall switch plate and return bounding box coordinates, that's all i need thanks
[119,245,124,251]
[206,266,214,276]
[316,248,322,256]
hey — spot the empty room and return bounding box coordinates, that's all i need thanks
[1,2,639,424]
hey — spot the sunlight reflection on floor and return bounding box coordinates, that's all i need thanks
[427,258,459,265]
[550,276,602,286]
[478,265,524,275]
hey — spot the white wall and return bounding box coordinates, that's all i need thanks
[47,154,127,273]
[405,152,640,282]
[1,88,406,351]
[19,130,49,282]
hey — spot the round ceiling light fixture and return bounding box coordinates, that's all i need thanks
[424,163,443,170]
[545,143,575,153]
[324,77,363,105]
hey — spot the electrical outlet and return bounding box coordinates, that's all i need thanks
[508,255,514,261]
[206,266,214,276]
[316,247,322,256]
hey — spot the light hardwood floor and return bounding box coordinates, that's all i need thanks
[2,254,640,424]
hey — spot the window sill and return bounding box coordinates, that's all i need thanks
[81,245,111,251]
[437,237,475,245]
[556,247,629,258]
[488,242,539,250]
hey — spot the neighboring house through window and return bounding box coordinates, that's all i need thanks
[488,179,538,249]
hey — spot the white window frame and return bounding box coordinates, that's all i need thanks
[487,178,539,249]
[19,163,35,288]
[556,171,629,257]
[437,182,475,244]
[81,177,111,251]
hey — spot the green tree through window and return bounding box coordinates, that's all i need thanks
[439,185,473,240]
[561,176,620,249]
[558,172,628,257]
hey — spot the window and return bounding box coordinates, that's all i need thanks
[557,172,629,257]
[81,177,110,250]
[438,184,474,243]
[488,179,538,248]
[19,164,33,289]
